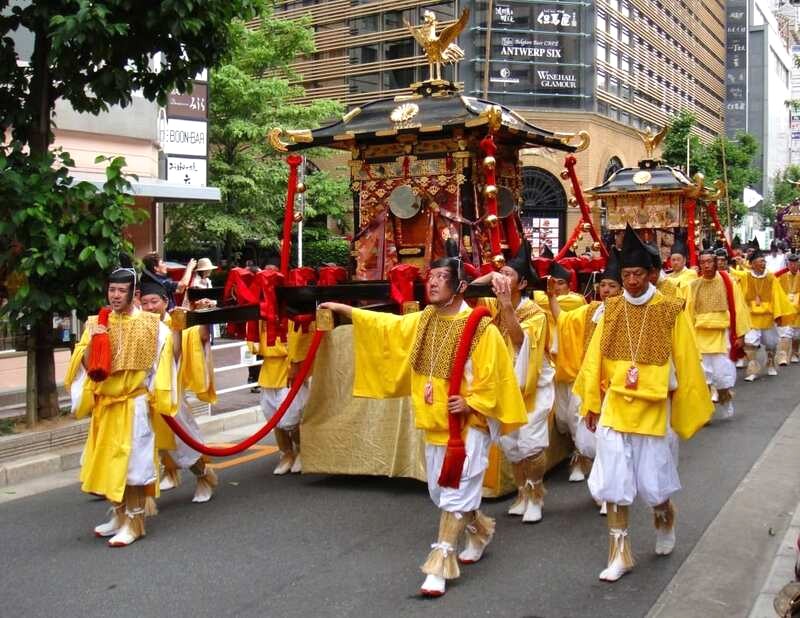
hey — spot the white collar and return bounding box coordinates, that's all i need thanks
[623,283,656,306]
[750,269,767,279]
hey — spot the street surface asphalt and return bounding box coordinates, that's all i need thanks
[2,363,799,617]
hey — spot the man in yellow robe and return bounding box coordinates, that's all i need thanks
[548,248,622,506]
[573,225,712,583]
[65,265,175,547]
[738,248,796,380]
[472,243,553,523]
[777,254,800,364]
[320,256,527,598]
[666,237,698,294]
[140,279,219,503]
[686,249,750,419]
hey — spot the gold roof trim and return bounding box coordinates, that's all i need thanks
[267,127,313,152]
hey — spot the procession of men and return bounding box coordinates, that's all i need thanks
[65,231,798,599]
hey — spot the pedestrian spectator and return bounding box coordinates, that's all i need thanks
[142,252,196,310]
[191,258,216,289]
[766,241,787,273]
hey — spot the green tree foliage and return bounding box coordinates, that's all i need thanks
[0,0,264,420]
[662,112,760,227]
[771,164,800,206]
[165,10,350,260]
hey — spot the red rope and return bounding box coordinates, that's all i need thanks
[559,155,608,260]
[686,198,698,267]
[719,271,745,361]
[437,306,491,489]
[162,330,325,457]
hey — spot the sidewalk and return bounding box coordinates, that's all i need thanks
[648,401,800,618]
[0,406,269,489]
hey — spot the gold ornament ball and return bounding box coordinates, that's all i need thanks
[296,182,307,194]
[568,197,579,207]
[484,184,498,198]
[592,241,601,251]
[582,222,591,232]
[560,170,570,180]
[492,254,506,268]
[485,214,498,227]
[483,156,496,169]
[293,212,304,223]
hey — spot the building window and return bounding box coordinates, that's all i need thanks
[425,1,454,21]
[383,67,416,90]
[608,77,619,96]
[609,49,618,69]
[597,71,607,90]
[620,55,630,72]
[521,167,568,211]
[349,72,381,93]
[384,38,415,60]
[609,21,619,40]
[597,12,607,31]
[596,43,606,62]
[349,14,379,35]
[383,9,414,31]
[621,1,630,17]
[621,28,630,45]
[349,44,380,64]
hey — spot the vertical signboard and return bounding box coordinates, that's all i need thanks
[467,1,591,109]
[161,75,209,186]
[725,0,748,136]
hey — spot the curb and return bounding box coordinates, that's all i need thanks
[647,403,800,618]
[749,507,800,617]
[0,406,264,487]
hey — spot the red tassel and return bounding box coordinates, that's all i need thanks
[720,271,745,361]
[437,306,491,489]
[87,307,112,382]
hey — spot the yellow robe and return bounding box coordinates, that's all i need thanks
[738,271,796,329]
[534,290,586,357]
[573,292,713,440]
[555,300,601,383]
[257,320,316,389]
[778,270,800,327]
[480,297,549,410]
[656,277,679,298]
[686,274,751,354]
[152,322,217,452]
[351,306,527,445]
[65,312,175,502]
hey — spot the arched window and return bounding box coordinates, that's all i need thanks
[520,167,568,252]
[604,156,624,181]
[521,167,567,211]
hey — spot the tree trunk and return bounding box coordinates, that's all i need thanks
[34,317,59,420]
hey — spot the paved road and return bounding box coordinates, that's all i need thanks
[2,364,800,618]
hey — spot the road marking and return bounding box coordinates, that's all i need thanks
[208,444,278,470]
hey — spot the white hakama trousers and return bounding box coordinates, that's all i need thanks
[260,383,310,429]
[170,398,204,469]
[128,393,157,486]
[499,380,553,464]
[745,327,779,351]
[588,425,681,507]
[701,353,737,390]
[426,427,490,513]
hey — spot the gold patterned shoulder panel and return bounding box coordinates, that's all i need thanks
[88,311,160,374]
[600,296,683,366]
[410,307,491,380]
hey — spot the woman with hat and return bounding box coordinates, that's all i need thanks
[191,257,216,289]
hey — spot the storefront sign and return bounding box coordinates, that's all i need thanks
[167,83,208,121]
[166,156,207,186]
[725,0,748,135]
[159,117,207,157]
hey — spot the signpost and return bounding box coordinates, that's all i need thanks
[161,74,209,186]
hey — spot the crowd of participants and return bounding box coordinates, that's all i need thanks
[65,231,799,598]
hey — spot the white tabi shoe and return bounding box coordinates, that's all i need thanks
[107,519,144,548]
[599,555,632,582]
[273,453,294,475]
[736,358,746,368]
[744,373,757,382]
[458,537,486,564]
[420,574,446,597]
[192,468,218,504]
[768,365,778,376]
[599,501,608,516]
[159,474,177,491]
[568,466,585,482]
[655,527,676,555]
[710,386,719,403]
[720,401,734,420]
[290,453,302,474]
[94,508,123,538]
[507,490,526,516]
[522,500,542,524]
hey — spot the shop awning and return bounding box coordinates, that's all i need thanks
[68,172,221,203]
